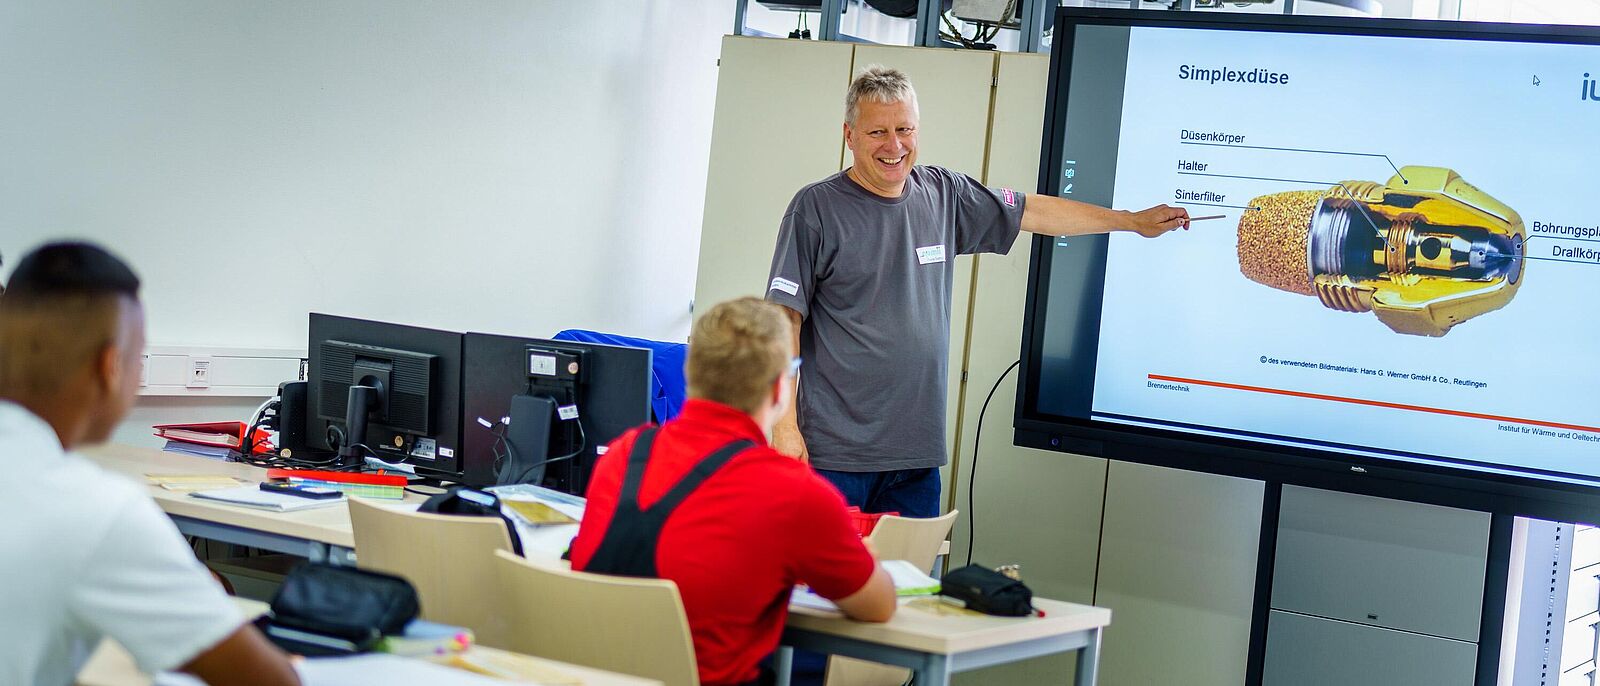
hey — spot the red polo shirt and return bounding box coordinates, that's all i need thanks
[570,399,876,686]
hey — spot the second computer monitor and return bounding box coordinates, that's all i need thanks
[461,333,652,493]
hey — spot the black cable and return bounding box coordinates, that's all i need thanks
[512,420,586,484]
[966,360,1020,567]
[231,450,341,470]
[404,465,463,481]
[489,421,514,475]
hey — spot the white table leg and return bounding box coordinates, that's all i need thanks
[919,653,951,686]
[1073,627,1102,685]
[775,645,794,686]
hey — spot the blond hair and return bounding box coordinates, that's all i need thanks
[686,298,792,414]
[845,65,919,126]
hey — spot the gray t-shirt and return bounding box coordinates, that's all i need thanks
[766,166,1024,472]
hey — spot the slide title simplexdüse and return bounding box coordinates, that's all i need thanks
[1179,65,1291,86]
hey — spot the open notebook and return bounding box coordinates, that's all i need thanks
[790,559,940,611]
[188,485,345,512]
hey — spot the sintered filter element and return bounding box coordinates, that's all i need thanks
[1236,166,1525,337]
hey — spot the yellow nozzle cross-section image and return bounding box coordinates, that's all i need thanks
[1237,166,1525,337]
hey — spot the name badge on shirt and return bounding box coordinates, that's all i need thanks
[916,244,946,265]
[770,277,800,296]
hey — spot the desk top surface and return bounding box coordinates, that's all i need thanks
[75,599,660,686]
[85,443,1110,657]
[81,443,429,549]
[787,596,1109,654]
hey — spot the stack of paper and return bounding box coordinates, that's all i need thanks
[188,485,344,512]
[488,483,586,522]
[162,440,233,460]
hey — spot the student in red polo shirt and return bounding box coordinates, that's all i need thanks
[570,297,896,686]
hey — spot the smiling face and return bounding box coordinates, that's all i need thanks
[844,98,919,198]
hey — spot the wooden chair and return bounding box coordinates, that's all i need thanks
[346,498,517,648]
[493,549,700,686]
[825,510,960,686]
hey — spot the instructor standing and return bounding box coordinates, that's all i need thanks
[765,66,1188,517]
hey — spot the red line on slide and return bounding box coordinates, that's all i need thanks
[1147,374,1600,435]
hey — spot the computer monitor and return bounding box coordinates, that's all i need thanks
[462,333,652,493]
[305,313,465,477]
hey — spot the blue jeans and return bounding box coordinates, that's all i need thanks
[812,467,942,519]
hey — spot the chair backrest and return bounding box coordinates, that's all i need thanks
[492,549,699,686]
[347,498,516,647]
[866,509,958,572]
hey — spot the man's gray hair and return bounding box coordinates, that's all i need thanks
[845,65,919,127]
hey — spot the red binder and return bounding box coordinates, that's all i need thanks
[154,421,273,454]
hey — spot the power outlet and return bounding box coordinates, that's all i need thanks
[186,355,213,389]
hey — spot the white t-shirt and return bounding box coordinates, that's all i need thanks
[0,401,244,686]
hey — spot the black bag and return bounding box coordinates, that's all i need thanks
[419,486,524,556]
[260,562,420,656]
[939,564,1035,617]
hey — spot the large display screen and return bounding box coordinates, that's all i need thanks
[1018,10,1600,517]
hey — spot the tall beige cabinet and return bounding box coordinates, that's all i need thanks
[697,36,1263,686]
[695,37,853,318]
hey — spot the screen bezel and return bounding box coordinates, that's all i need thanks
[1017,8,1600,523]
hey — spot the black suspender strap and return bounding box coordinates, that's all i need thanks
[583,427,756,578]
[641,439,755,516]
[614,427,660,511]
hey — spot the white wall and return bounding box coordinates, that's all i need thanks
[0,0,733,351]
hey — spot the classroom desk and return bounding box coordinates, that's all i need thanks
[87,443,1108,685]
[75,599,660,686]
[81,443,581,562]
[80,444,420,564]
[775,596,1109,686]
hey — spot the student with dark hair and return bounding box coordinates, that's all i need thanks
[0,242,300,685]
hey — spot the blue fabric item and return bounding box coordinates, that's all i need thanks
[552,330,687,422]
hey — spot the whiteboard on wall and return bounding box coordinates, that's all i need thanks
[0,0,730,349]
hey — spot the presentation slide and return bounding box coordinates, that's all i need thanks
[1036,23,1600,481]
